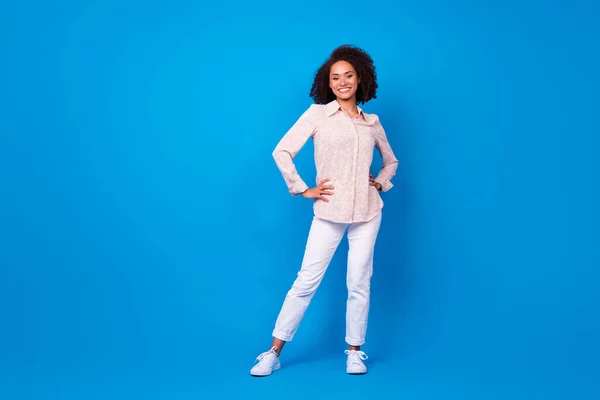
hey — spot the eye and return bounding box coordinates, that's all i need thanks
[332,77,339,80]
[346,74,353,78]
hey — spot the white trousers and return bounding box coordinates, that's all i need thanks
[272,211,382,346]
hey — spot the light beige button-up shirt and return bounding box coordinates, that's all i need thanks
[273,99,399,223]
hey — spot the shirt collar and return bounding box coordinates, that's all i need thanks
[325,99,365,120]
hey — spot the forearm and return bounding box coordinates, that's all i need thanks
[273,149,309,195]
[375,160,398,192]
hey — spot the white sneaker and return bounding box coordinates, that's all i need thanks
[345,349,368,374]
[250,346,281,376]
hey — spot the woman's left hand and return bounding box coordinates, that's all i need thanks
[369,173,382,191]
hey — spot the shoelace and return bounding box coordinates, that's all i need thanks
[344,350,368,364]
[256,346,278,364]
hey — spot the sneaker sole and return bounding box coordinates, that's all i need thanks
[347,370,367,375]
[250,364,281,377]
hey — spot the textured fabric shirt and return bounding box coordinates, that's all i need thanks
[273,99,399,223]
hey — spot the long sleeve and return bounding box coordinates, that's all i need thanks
[373,121,399,192]
[272,104,318,195]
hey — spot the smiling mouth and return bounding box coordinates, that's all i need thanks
[338,88,351,93]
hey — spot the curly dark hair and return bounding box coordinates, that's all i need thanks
[309,44,378,105]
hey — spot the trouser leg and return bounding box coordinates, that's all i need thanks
[272,217,347,341]
[345,212,382,346]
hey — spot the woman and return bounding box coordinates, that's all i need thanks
[250,44,398,376]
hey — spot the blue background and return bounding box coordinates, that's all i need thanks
[1,0,599,399]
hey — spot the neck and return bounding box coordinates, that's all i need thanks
[336,97,358,113]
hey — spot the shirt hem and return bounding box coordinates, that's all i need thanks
[313,207,383,224]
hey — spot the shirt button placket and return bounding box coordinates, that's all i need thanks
[350,118,360,222]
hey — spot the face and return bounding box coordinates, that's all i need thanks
[329,60,360,101]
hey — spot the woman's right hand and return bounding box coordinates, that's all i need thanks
[301,178,334,202]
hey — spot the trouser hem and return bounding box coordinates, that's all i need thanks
[272,330,293,342]
[345,337,366,346]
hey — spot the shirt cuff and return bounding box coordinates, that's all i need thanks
[290,180,309,196]
[378,179,393,192]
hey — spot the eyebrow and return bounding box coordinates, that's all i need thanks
[330,71,354,76]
